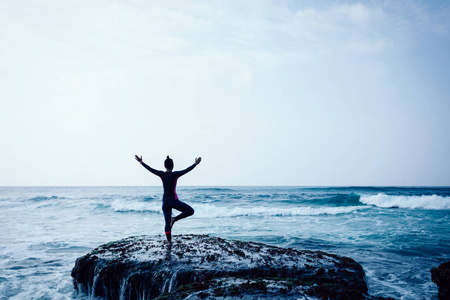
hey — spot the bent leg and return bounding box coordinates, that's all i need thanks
[172,200,194,222]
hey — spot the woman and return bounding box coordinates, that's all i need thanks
[135,155,201,244]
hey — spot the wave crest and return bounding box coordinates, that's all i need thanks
[111,200,161,213]
[29,196,65,201]
[195,204,363,217]
[110,200,363,217]
[360,193,450,210]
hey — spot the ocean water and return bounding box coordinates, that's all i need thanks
[0,186,449,300]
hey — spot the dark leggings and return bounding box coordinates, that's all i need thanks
[162,199,194,239]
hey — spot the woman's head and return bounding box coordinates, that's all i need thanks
[164,156,174,171]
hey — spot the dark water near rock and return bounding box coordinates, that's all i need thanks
[0,186,449,299]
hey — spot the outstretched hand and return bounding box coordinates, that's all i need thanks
[135,155,143,163]
[195,157,202,165]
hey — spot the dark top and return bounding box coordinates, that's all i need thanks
[141,162,196,200]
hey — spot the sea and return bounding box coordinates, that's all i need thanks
[0,186,449,300]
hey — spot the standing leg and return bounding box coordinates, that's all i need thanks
[172,200,194,224]
[162,202,172,243]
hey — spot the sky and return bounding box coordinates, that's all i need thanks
[1,0,449,186]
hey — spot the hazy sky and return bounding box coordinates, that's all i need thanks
[1,0,449,186]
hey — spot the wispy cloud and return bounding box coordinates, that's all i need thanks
[4,0,447,81]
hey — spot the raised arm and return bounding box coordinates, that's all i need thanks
[135,155,164,177]
[175,157,202,177]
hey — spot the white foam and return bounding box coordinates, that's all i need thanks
[360,193,450,210]
[111,199,161,213]
[194,203,363,218]
[110,200,363,217]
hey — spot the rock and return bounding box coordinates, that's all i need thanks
[431,261,450,300]
[71,234,374,299]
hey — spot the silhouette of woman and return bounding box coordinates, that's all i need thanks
[135,155,201,244]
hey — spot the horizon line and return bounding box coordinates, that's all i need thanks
[1,185,449,188]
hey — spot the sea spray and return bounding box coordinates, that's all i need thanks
[360,193,450,209]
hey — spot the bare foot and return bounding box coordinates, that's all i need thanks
[170,217,176,229]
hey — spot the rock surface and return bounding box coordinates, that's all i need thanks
[72,234,376,299]
[431,261,450,300]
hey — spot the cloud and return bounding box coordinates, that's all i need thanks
[336,3,376,24]
[346,38,393,54]
[233,70,253,83]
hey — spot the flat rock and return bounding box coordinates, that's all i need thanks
[72,234,376,299]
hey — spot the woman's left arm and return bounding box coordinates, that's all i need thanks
[177,157,202,177]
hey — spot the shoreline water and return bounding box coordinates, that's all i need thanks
[1,186,449,299]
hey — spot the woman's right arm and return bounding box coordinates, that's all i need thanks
[135,155,163,176]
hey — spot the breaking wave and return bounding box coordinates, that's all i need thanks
[360,193,450,210]
[110,199,364,217]
[29,196,66,201]
[194,204,363,217]
[111,199,161,213]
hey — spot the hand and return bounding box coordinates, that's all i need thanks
[195,157,201,165]
[135,155,143,163]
